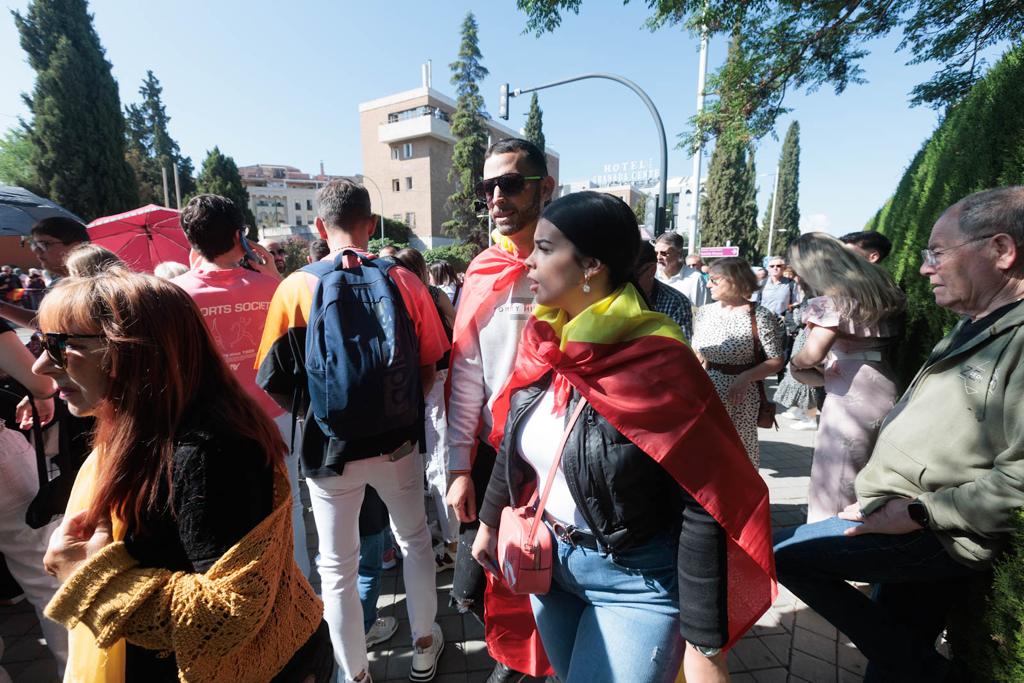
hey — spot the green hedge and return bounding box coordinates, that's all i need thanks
[948,509,1024,681]
[865,43,1024,385]
[422,243,480,272]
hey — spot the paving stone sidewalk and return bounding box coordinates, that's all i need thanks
[0,401,868,683]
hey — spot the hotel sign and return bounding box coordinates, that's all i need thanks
[590,158,661,187]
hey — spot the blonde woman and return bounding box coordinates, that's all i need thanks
[787,233,905,522]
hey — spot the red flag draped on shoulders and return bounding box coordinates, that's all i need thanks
[451,240,528,356]
[490,284,777,651]
[447,236,553,677]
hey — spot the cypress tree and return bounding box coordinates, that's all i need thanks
[14,0,137,220]
[443,12,489,246]
[772,121,801,253]
[125,71,196,206]
[699,139,757,257]
[740,146,760,259]
[523,93,545,152]
[195,147,256,240]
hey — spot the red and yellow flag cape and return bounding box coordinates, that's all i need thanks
[447,238,553,677]
[490,284,777,651]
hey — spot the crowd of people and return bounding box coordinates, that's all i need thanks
[0,135,1023,683]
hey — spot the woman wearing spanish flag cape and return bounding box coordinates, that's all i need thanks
[471,192,776,683]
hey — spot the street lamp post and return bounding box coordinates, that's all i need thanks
[360,175,386,243]
[688,30,709,255]
[765,165,781,258]
[505,73,669,235]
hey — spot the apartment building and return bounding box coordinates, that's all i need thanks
[238,163,347,241]
[359,72,559,249]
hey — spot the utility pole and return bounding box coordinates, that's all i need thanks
[173,163,182,209]
[161,166,170,208]
[688,30,709,255]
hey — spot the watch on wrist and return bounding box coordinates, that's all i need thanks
[908,499,930,528]
[694,645,721,658]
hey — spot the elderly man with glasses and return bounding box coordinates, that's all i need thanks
[756,256,798,316]
[774,187,1024,681]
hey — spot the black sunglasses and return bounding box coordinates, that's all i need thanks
[474,173,543,203]
[40,332,105,369]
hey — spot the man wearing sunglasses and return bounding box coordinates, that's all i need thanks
[446,138,556,683]
[0,217,89,329]
[260,238,288,274]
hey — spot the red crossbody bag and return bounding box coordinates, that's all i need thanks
[496,397,589,595]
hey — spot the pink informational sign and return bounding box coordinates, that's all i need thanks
[700,246,740,258]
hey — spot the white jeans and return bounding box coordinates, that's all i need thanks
[273,413,312,580]
[307,450,436,681]
[0,428,67,675]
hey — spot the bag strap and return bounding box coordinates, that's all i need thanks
[528,394,589,545]
[0,387,46,489]
[749,305,771,402]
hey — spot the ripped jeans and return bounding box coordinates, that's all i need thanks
[529,531,684,682]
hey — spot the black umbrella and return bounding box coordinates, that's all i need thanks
[0,185,83,237]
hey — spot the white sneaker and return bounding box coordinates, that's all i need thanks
[365,616,398,648]
[779,406,803,420]
[790,417,818,431]
[409,622,444,682]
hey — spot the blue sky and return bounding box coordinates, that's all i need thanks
[0,0,980,235]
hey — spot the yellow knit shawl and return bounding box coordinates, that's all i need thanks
[46,463,323,683]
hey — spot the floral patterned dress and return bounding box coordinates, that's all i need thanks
[692,303,785,467]
[803,296,901,522]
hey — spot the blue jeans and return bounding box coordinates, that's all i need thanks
[774,517,979,682]
[357,527,389,633]
[529,530,684,682]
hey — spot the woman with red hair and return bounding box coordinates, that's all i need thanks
[34,268,332,683]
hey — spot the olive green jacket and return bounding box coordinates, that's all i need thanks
[856,300,1024,568]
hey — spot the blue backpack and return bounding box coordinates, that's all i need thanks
[301,250,421,446]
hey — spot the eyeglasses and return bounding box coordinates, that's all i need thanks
[39,332,105,369]
[768,264,784,269]
[920,234,997,267]
[708,276,722,286]
[29,239,66,252]
[474,173,543,204]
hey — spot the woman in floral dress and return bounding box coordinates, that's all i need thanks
[692,258,786,466]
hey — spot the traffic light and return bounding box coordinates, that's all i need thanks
[498,83,509,120]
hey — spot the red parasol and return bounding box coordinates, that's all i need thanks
[87,205,191,273]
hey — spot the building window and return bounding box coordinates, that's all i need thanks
[392,214,402,222]
[405,177,413,190]
[391,147,400,160]
[405,212,416,227]
[295,214,302,225]
[295,201,301,210]
[387,105,451,124]
[306,199,313,211]
[392,178,400,192]
[403,143,413,159]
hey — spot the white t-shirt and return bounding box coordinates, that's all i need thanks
[516,385,589,530]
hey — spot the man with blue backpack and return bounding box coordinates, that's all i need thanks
[256,178,450,683]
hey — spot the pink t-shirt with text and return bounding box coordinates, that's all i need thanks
[173,267,285,419]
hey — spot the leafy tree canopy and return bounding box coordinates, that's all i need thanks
[517,0,1023,148]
